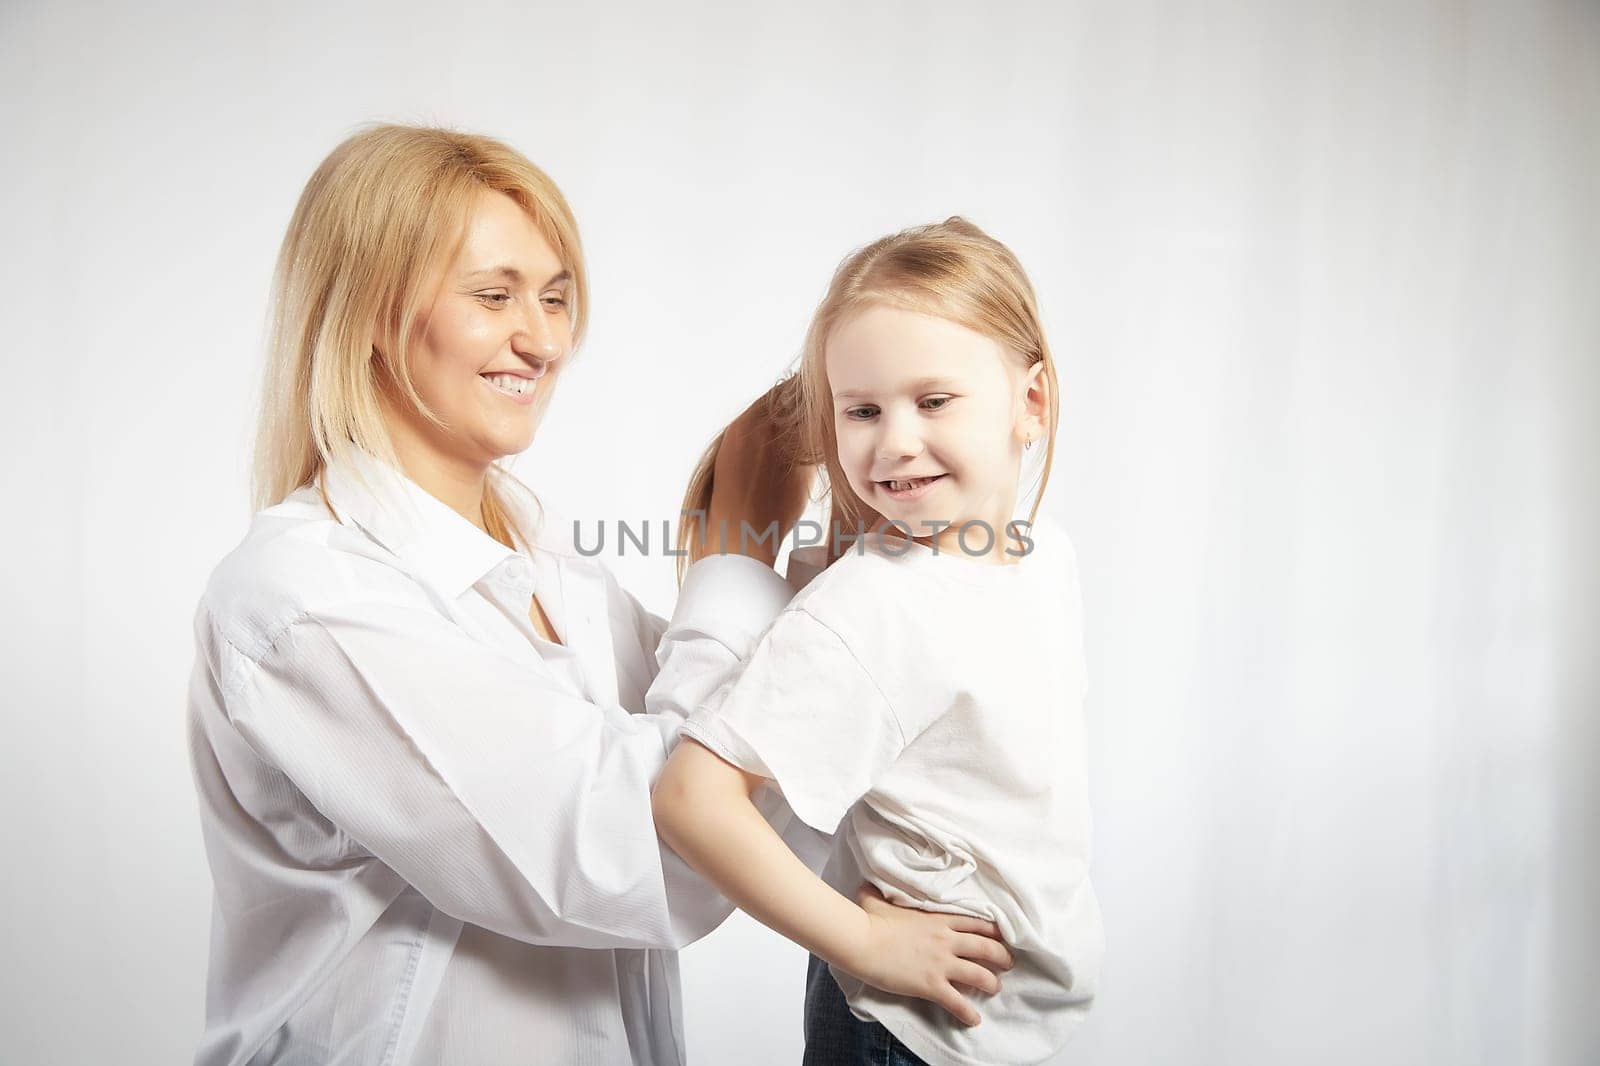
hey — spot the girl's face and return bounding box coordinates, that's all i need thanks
[826,303,1046,559]
[384,189,573,471]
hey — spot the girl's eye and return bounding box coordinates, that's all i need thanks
[921,395,954,411]
[844,405,879,421]
[477,292,511,307]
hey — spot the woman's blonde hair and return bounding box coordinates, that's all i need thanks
[252,123,588,549]
[677,216,1059,580]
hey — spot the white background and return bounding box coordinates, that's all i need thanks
[2,2,1596,1064]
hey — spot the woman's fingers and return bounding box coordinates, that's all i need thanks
[955,930,1014,972]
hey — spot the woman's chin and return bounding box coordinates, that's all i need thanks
[493,434,537,461]
[476,414,540,459]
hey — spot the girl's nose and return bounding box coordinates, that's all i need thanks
[875,415,924,461]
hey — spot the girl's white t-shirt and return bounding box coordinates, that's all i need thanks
[678,520,1104,1066]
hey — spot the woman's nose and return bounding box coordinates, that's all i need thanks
[514,306,567,366]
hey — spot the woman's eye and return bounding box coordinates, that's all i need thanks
[921,395,953,411]
[541,295,568,310]
[477,292,511,307]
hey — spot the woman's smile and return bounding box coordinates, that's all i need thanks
[481,370,541,405]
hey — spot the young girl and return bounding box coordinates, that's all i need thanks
[653,217,1103,1065]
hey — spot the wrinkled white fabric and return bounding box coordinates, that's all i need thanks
[187,448,807,1066]
[681,522,1104,1066]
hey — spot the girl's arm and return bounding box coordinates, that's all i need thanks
[652,738,1013,1027]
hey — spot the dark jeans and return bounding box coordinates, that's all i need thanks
[802,953,930,1066]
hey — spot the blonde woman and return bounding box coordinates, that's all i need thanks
[186,125,1006,1066]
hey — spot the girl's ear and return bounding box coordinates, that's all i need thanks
[1014,360,1049,446]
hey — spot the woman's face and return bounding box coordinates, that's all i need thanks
[385,189,573,470]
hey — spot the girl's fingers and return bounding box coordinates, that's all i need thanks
[949,960,1002,997]
[935,982,982,1028]
[956,931,1014,972]
[945,915,1003,939]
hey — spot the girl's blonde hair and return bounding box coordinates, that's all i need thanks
[677,216,1060,580]
[252,123,588,549]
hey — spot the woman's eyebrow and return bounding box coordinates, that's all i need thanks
[463,266,571,287]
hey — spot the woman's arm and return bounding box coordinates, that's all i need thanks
[652,738,1013,1027]
[201,586,754,955]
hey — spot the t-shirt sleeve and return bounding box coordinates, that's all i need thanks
[677,606,904,833]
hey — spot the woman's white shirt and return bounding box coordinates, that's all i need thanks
[186,448,809,1066]
[679,524,1104,1066]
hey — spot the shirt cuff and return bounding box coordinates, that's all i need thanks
[670,554,794,658]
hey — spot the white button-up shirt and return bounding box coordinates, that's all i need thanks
[186,449,810,1066]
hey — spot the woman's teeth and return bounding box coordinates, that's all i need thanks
[482,373,536,396]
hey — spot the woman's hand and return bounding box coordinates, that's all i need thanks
[693,379,814,567]
[839,884,1014,1028]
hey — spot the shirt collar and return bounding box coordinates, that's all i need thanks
[319,448,542,598]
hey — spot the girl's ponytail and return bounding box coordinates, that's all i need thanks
[675,373,813,585]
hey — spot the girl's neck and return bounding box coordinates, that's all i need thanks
[927,485,1028,565]
[926,524,1030,565]
[873,514,1029,566]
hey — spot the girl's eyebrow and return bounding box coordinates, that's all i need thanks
[462,266,571,287]
[834,377,960,400]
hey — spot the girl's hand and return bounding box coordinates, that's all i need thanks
[841,884,1014,1028]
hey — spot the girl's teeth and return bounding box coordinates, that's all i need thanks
[483,373,535,396]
